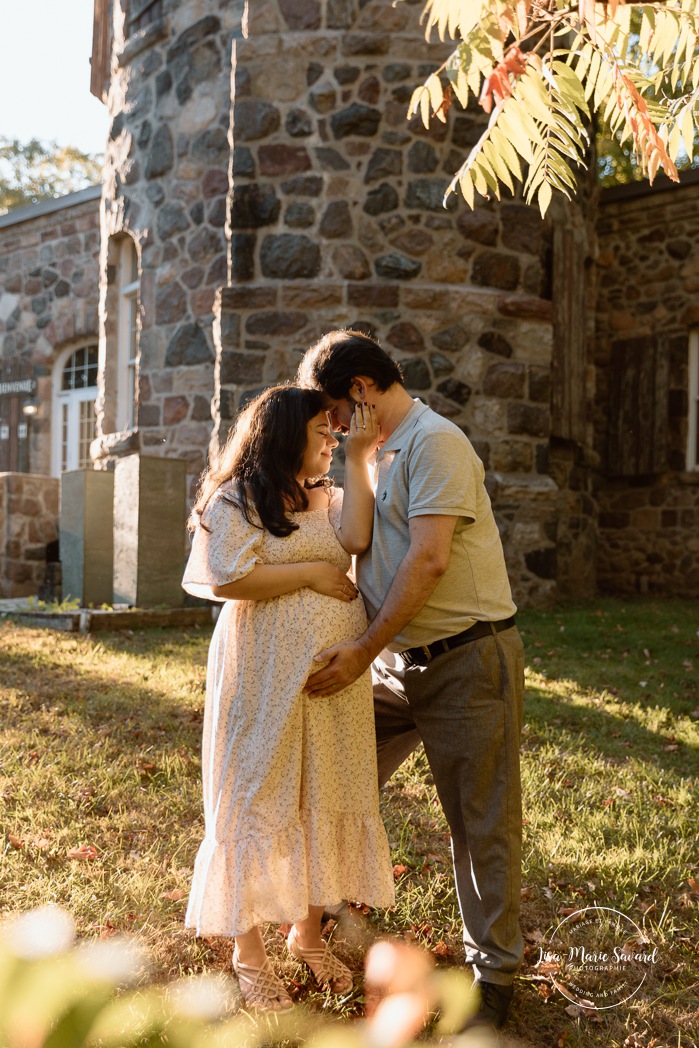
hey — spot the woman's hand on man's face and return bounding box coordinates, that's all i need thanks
[343,403,380,463]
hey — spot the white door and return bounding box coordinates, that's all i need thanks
[53,345,98,475]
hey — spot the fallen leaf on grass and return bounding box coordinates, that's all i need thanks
[34,838,50,852]
[7,833,24,849]
[557,907,585,920]
[431,941,451,958]
[614,787,633,798]
[663,743,680,752]
[392,864,408,878]
[135,758,158,775]
[90,920,118,939]
[564,1002,601,1019]
[161,888,186,901]
[537,983,555,1001]
[623,1034,658,1048]
[687,877,699,896]
[67,844,99,861]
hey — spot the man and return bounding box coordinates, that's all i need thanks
[298,329,524,1030]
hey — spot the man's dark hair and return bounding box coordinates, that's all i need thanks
[297,329,404,400]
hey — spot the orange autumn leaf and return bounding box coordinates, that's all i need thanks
[479,46,528,114]
[161,888,186,901]
[432,940,451,957]
[67,844,99,861]
[8,833,24,849]
[392,864,408,878]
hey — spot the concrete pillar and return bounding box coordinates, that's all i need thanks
[60,470,114,607]
[113,455,186,607]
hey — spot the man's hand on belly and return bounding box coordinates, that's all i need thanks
[304,640,372,697]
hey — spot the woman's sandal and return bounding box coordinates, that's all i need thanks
[287,926,353,995]
[232,946,294,1013]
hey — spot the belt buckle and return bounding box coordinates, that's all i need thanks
[402,645,432,668]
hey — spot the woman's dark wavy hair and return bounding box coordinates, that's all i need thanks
[189,384,331,537]
[297,328,403,400]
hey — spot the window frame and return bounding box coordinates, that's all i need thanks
[51,343,99,476]
[116,238,139,433]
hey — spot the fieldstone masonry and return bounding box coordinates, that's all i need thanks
[213,0,562,604]
[0,191,101,597]
[93,2,242,479]
[594,178,699,597]
[0,473,59,598]
[0,188,101,477]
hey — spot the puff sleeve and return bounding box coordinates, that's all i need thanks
[182,494,263,602]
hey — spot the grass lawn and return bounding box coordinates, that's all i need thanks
[1,599,697,1047]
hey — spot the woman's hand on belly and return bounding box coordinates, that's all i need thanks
[307,562,358,603]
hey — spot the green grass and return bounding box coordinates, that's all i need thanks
[1,600,698,1046]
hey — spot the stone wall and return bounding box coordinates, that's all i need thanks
[219,0,564,605]
[594,176,699,597]
[0,472,59,597]
[93,0,242,490]
[0,189,101,476]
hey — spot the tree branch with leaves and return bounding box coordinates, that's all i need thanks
[405,0,699,215]
[0,139,102,216]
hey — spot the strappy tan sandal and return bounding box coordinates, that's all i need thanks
[232,946,294,1012]
[287,926,353,995]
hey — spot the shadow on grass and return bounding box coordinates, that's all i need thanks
[523,683,698,776]
[1,626,208,726]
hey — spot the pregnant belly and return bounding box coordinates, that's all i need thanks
[235,587,369,655]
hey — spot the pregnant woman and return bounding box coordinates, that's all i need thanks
[182,384,394,1012]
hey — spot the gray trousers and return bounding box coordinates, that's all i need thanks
[373,624,524,985]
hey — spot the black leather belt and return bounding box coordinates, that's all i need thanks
[399,616,516,668]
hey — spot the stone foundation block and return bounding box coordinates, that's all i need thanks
[113,455,187,608]
[60,470,115,607]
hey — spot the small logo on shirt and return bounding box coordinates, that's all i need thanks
[380,491,387,501]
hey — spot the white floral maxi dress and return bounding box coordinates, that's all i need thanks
[182,486,395,936]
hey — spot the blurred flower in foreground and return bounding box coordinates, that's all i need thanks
[364,939,493,1048]
[0,908,495,1048]
[4,905,75,960]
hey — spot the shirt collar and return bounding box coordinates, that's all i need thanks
[378,399,429,455]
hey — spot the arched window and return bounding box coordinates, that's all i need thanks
[52,344,98,475]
